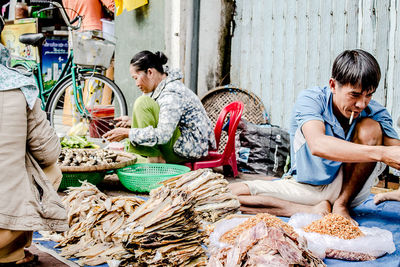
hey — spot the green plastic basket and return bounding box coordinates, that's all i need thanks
[59,172,107,190]
[117,163,191,193]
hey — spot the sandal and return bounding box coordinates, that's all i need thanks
[0,251,39,267]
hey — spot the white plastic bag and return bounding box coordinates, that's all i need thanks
[288,213,396,260]
[208,217,248,251]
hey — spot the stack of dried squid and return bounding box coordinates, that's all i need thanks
[120,188,207,266]
[208,213,326,267]
[41,182,144,266]
[157,169,240,223]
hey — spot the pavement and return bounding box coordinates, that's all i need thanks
[30,167,397,266]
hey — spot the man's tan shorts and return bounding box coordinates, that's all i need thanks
[244,162,386,207]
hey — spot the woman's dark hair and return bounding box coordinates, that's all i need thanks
[130,50,168,74]
[332,49,381,92]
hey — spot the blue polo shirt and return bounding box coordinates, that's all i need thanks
[288,86,399,185]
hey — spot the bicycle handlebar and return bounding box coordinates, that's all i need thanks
[37,1,82,30]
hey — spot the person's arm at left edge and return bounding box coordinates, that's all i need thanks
[27,99,61,167]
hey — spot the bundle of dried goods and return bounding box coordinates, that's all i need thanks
[220,213,298,245]
[289,213,396,261]
[208,218,326,267]
[58,149,118,167]
[158,169,240,224]
[120,188,207,266]
[303,213,364,240]
[40,182,144,266]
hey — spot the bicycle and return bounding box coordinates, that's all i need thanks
[13,1,127,143]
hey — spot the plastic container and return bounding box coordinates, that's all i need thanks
[88,105,115,138]
[59,171,106,190]
[117,163,191,192]
[72,31,115,68]
[100,19,115,41]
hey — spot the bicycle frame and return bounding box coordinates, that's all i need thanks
[14,49,101,114]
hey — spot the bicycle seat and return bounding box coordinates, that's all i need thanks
[19,33,46,47]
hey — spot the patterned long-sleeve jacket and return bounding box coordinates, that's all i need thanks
[129,70,216,159]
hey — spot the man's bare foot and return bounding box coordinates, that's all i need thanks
[15,250,38,265]
[332,202,357,225]
[239,205,262,214]
[310,200,332,216]
[374,189,400,205]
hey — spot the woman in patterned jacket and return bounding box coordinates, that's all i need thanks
[103,50,216,163]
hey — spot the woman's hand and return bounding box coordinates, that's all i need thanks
[103,128,130,142]
[114,116,131,128]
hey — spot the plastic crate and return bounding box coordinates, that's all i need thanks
[117,163,191,193]
[72,31,115,68]
[59,171,106,190]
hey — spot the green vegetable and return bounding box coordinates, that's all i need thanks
[60,135,99,149]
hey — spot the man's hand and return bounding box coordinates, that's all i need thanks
[381,146,400,170]
[114,116,131,128]
[103,128,130,142]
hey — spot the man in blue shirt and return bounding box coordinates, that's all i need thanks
[229,49,400,222]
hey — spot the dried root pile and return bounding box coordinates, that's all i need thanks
[58,149,118,167]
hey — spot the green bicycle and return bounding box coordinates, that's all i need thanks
[14,1,127,143]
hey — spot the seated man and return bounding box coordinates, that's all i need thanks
[229,49,400,221]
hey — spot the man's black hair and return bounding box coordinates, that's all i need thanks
[332,49,381,92]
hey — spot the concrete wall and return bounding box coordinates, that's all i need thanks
[197,0,235,98]
[231,0,400,133]
[114,0,234,110]
[114,0,165,115]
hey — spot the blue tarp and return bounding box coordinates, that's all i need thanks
[33,194,400,267]
[324,195,400,266]
[32,232,107,267]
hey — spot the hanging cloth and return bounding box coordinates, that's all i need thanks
[0,44,38,109]
[115,0,148,16]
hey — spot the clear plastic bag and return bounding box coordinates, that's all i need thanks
[208,217,248,252]
[288,213,396,260]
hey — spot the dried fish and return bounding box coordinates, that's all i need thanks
[42,182,144,266]
[162,169,240,223]
[209,221,326,267]
[121,189,206,266]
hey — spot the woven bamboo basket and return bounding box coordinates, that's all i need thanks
[58,149,137,190]
[201,86,267,152]
[59,149,137,172]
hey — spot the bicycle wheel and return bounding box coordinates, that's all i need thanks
[46,72,127,143]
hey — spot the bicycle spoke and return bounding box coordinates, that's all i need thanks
[46,73,127,146]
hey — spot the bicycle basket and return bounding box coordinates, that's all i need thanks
[72,31,115,68]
